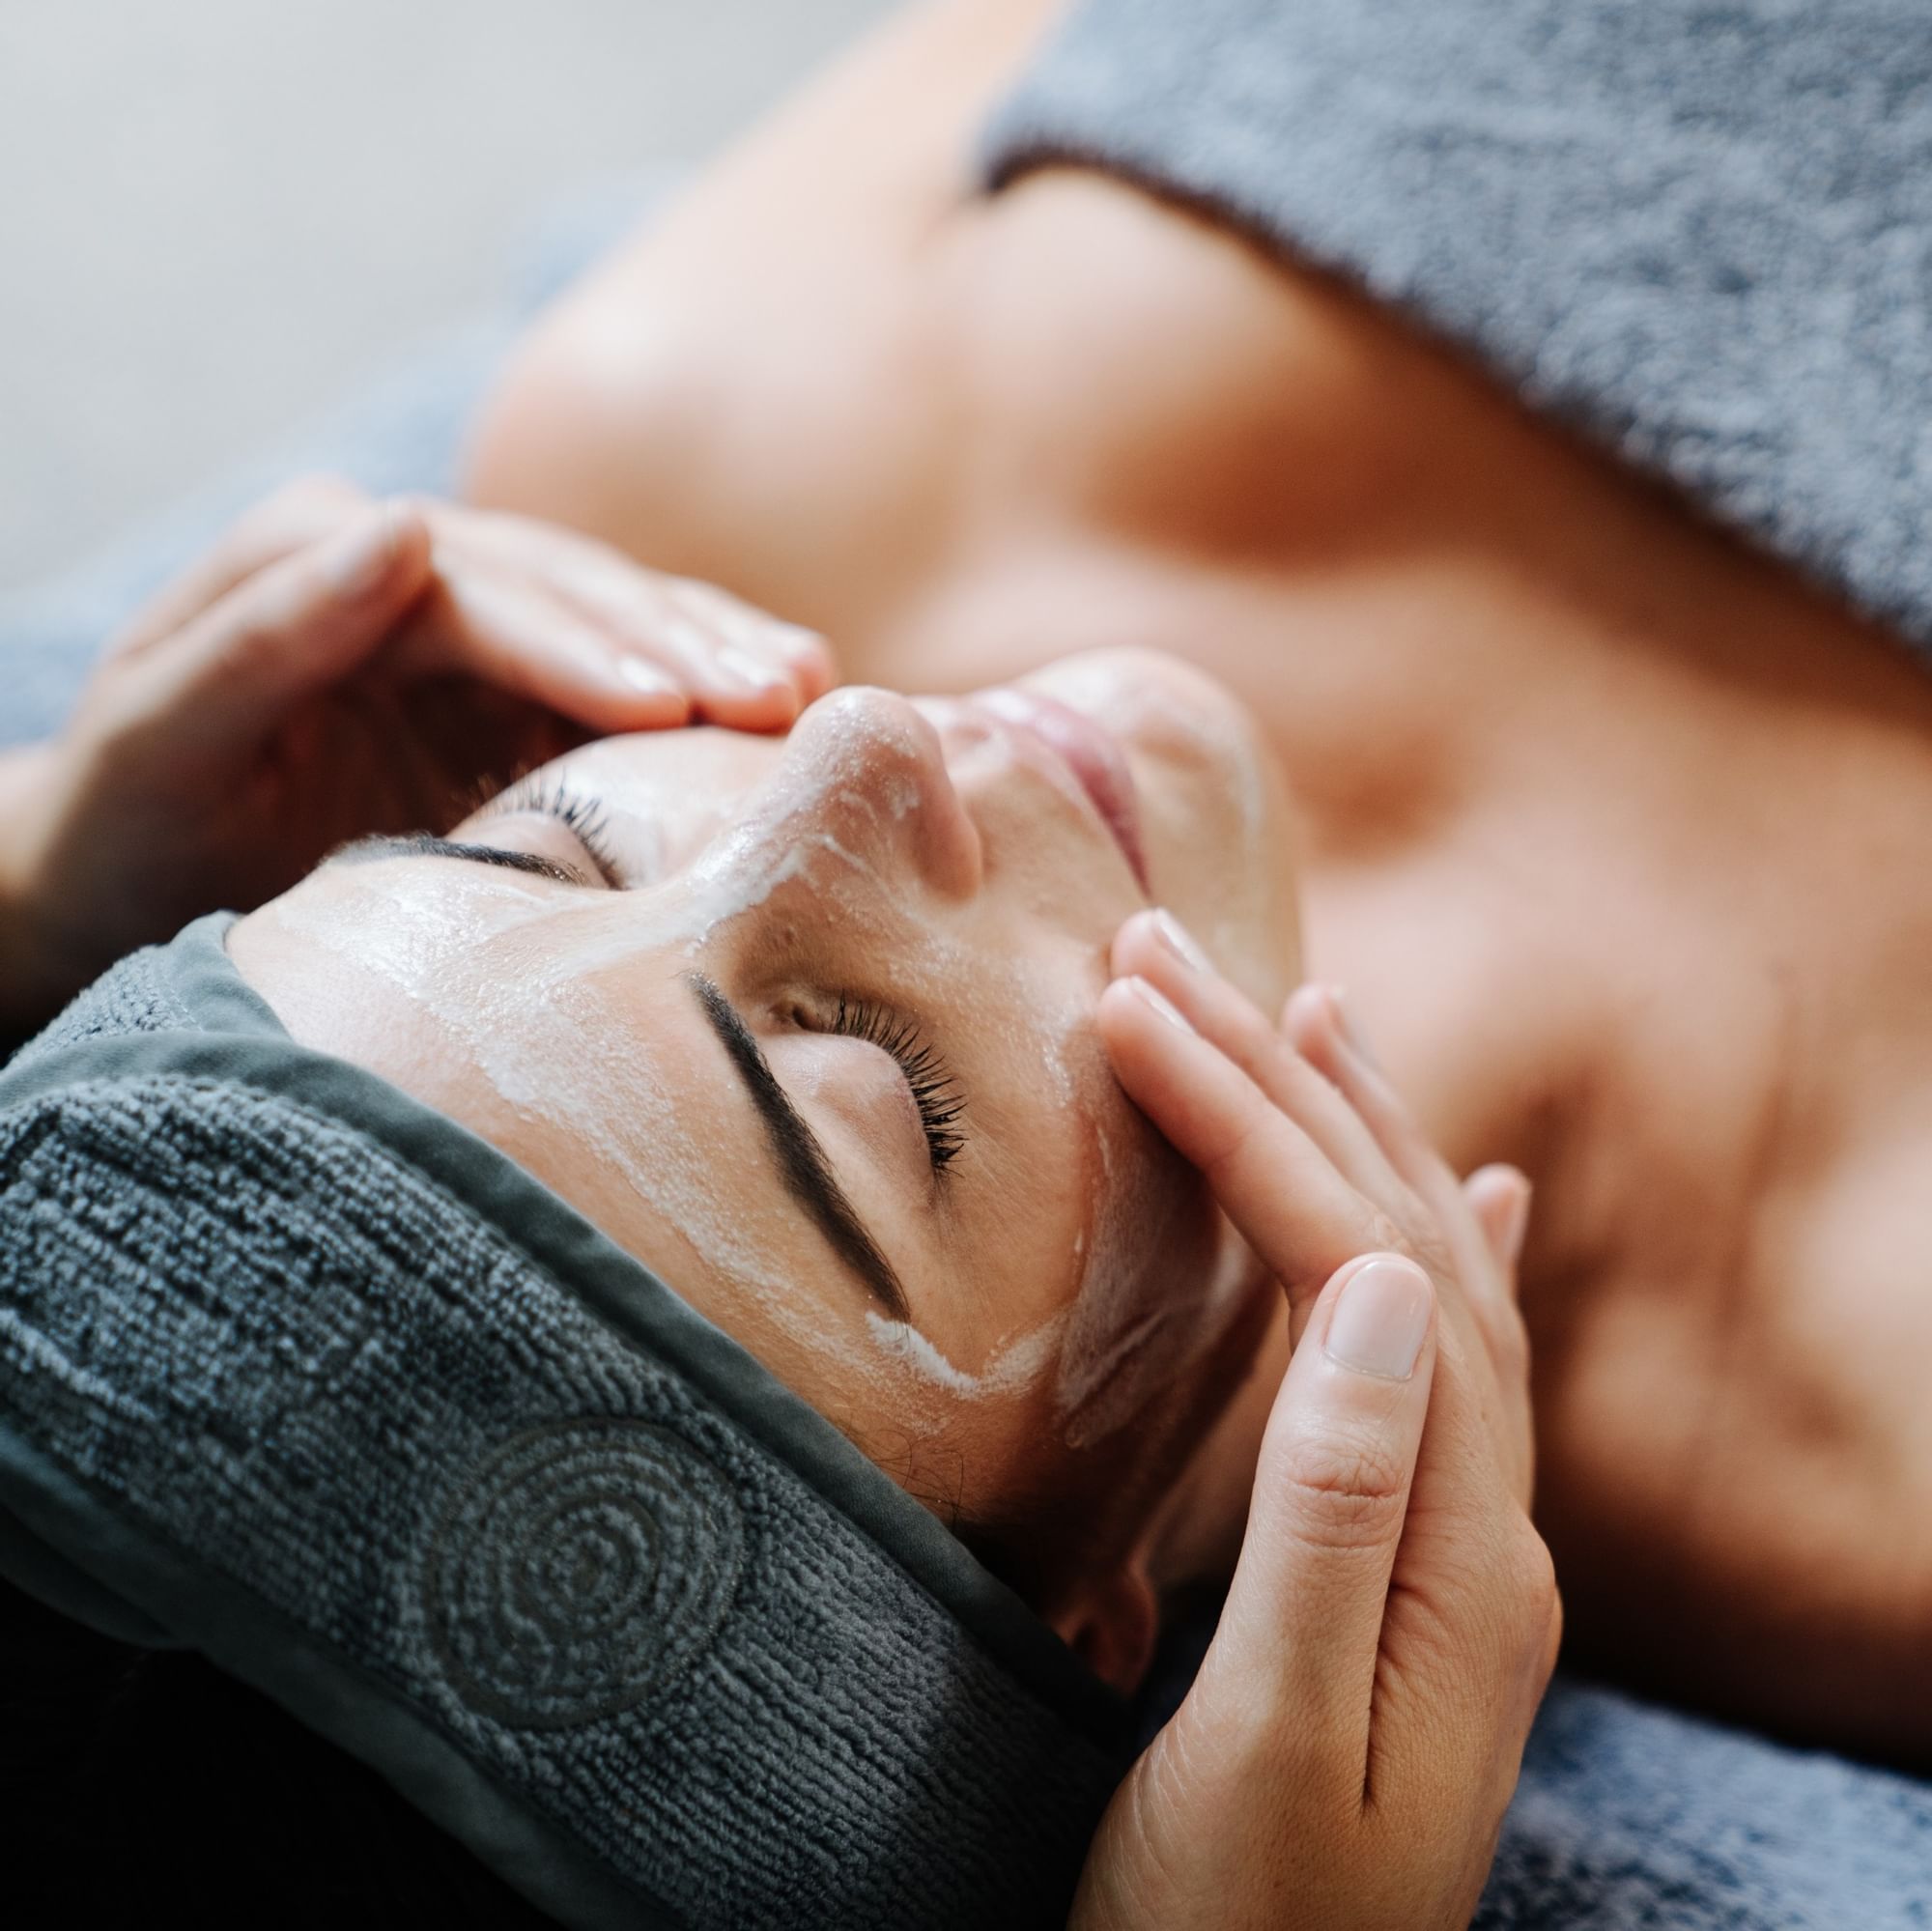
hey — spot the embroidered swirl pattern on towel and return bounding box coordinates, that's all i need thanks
[425,1418,746,1731]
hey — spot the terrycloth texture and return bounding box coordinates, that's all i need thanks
[982,0,1932,667]
[1478,1682,1932,1927]
[0,919,1128,1930]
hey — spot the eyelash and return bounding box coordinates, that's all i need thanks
[825,996,967,1176]
[484,779,966,1175]
[484,776,622,883]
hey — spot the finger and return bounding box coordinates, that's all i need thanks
[1201,1254,1436,1787]
[457,537,804,728]
[1374,1491,1562,1825]
[665,576,837,715]
[764,617,838,700]
[1287,983,1533,1489]
[388,563,694,731]
[1284,985,1468,1217]
[1463,1164,1531,1283]
[1102,969,1524,1498]
[1115,920,1530,1498]
[1098,974,1397,1305]
[1111,908,1410,1209]
[1286,984,1517,1338]
[98,504,434,761]
[419,504,824,728]
[111,474,370,658]
[660,577,821,728]
[1458,1162,1538,1500]
[1289,986,1534,1415]
[421,516,740,713]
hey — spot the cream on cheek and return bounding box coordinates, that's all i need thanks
[264,795,1066,1438]
[833,950,1251,1454]
[645,701,1256,1446]
[267,690,1257,1457]
[552,709,1097,1409]
[272,867,979,1458]
[1021,992,1255,1451]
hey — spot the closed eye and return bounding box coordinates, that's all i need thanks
[327,781,626,890]
[327,831,600,887]
[817,995,966,1178]
[479,778,623,885]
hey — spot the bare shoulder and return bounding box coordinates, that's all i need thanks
[461,0,1074,616]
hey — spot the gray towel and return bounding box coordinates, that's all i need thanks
[982,0,1932,667]
[0,917,1129,1929]
[1479,1676,1932,1926]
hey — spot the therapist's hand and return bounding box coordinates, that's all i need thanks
[1074,913,1559,1930]
[0,477,833,1031]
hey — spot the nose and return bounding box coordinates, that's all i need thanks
[769,687,983,899]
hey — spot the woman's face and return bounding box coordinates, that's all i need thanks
[230,648,1301,1617]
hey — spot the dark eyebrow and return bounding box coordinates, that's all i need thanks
[327,832,590,887]
[686,972,914,1323]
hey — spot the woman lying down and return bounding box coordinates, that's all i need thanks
[10,0,1932,1917]
[0,489,1552,1928]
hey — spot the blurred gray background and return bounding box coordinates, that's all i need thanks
[0,0,894,593]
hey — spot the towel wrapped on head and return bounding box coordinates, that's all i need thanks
[0,913,1130,1930]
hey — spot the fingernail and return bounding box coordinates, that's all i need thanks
[1329,986,1383,1071]
[326,506,398,597]
[1151,907,1213,973]
[1124,975,1195,1034]
[1324,1257,1431,1379]
[616,656,678,697]
[713,644,787,694]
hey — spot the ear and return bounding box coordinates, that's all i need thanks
[1046,1558,1160,1696]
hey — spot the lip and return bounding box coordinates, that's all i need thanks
[973,688,1151,892]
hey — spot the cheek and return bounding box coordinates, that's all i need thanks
[1053,1112,1237,1451]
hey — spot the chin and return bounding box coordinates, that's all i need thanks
[1019,645,1244,749]
[1023,648,1302,1009]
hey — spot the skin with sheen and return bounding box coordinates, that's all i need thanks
[229,646,1300,1671]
